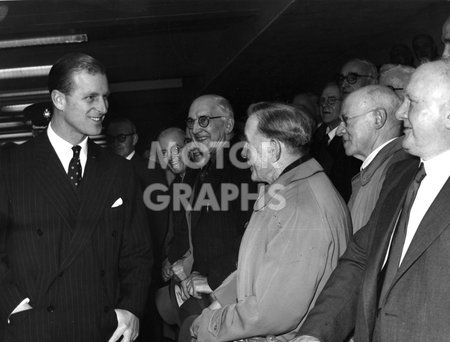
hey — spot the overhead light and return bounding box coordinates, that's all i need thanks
[0,65,52,80]
[2,103,33,112]
[0,132,33,139]
[0,34,88,49]
[0,88,49,100]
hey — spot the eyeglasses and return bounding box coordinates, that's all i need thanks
[106,133,134,143]
[340,108,379,127]
[320,96,342,106]
[186,115,224,129]
[161,145,182,157]
[338,72,374,85]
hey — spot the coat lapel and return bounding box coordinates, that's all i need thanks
[33,133,79,230]
[58,140,116,273]
[393,177,450,284]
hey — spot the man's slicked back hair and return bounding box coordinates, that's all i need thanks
[247,102,314,154]
[48,53,106,94]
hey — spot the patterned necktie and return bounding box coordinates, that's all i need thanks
[68,145,82,188]
[378,163,426,304]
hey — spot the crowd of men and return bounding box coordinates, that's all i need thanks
[0,13,449,342]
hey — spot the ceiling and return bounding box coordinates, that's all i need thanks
[0,0,448,150]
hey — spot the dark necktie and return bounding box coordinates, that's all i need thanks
[378,163,426,305]
[68,145,82,188]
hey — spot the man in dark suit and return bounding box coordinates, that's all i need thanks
[0,53,152,342]
[310,82,361,201]
[292,59,450,341]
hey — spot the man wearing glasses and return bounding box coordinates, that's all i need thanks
[338,58,378,99]
[310,82,361,202]
[174,95,255,328]
[337,85,409,233]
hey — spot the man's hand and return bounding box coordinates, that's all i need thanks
[171,259,188,282]
[161,258,173,282]
[181,272,212,299]
[108,309,139,342]
[290,335,322,342]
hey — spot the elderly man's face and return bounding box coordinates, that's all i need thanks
[320,85,342,125]
[106,122,136,158]
[395,64,450,160]
[158,133,186,174]
[339,61,374,98]
[242,115,273,184]
[337,94,377,161]
[442,17,450,58]
[187,97,231,152]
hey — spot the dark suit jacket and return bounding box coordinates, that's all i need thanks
[168,144,256,290]
[130,153,168,286]
[0,133,153,342]
[298,156,450,342]
[310,125,361,202]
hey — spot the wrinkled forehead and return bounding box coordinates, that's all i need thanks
[406,64,450,100]
[188,97,223,118]
[341,61,367,75]
[159,134,185,149]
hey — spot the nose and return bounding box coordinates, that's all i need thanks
[336,122,346,136]
[97,96,108,114]
[395,98,408,121]
[443,43,450,58]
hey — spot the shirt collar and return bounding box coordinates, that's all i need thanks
[422,149,450,179]
[47,122,88,159]
[361,138,397,170]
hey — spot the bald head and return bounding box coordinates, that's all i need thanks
[338,85,402,160]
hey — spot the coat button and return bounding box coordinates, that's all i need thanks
[47,305,55,313]
[111,230,117,238]
[36,229,43,236]
[58,271,64,277]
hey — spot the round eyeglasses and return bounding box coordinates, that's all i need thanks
[320,96,342,106]
[338,73,374,85]
[161,145,182,157]
[186,115,224,129]
[340,108,380,127]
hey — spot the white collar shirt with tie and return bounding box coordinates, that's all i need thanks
[47,122,88,177]
[400,149,450,263]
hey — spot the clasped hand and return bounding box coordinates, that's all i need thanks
[180,271,212,300]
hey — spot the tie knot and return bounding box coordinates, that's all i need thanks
[72,145,81,156]
[415,163,426,183]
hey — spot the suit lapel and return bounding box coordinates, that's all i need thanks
[33,133,79,230]
[58,140,116,273]
[393,177,450,283]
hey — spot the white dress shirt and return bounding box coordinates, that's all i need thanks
[399,150,450,263]
[47,123,88,176]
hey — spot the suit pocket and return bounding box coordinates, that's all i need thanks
[5,309,34,342]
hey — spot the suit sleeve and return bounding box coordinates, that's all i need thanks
[0,151,26,322]
[116,164,153,319]
[193,200,344,342]
[297,224,370,342]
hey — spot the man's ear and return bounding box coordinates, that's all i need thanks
[225,118,234,134]
[51,90,66,111]
[132,133,139,147]
[270,139,282,162]
[373,108,387,129]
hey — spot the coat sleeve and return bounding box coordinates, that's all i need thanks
[193,197,346,342]
[116,164,153,319]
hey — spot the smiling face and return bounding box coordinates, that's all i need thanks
[52,70,109,145]
[158,131,186,174]
[187,96,233,152]
[320,84,342,126]
[395,62,450,160]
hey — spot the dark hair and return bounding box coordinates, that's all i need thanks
[48,53,106,94]
[247,102,314,154]
[107,117,136,133]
